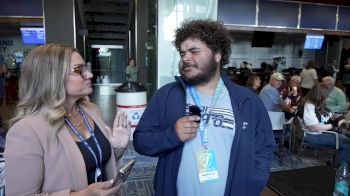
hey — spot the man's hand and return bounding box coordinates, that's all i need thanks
[175,115,200,142]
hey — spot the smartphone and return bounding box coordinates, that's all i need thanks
[113,159,136,185]
[189,105,201,123]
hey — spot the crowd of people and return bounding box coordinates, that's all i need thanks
[244,57,350,163]
[3,18,350,196]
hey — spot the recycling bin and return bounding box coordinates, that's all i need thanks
[115,82,147,140]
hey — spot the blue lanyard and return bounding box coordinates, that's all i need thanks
[64,106,103,182]
[188,78,224,149]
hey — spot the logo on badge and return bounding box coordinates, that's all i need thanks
[199,152,213,169]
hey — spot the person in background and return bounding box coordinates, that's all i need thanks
[239,61,252,85]
[297,83,350,163]
[259,72,295,113]
[273,57,283,73]
[246,74,261,94]
[300,59,318,96]
[261,62,274,87]
[133,19,276,196]
[5,44,131,195]
[341,58,350,100]
[280,75,303,120]
[125,58,138,82]
[322,76,347,114]
[0,54,8,106]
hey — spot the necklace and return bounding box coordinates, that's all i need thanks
[66,109,79,117]
[66,115,84,126]
[64,106,103,182]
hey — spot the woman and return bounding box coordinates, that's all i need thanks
[298,83,350,163]
[125,58,138,82]
[5,44,131,195]
[246,75,261,94]
[280,75,303,120]
[300,59,318,95]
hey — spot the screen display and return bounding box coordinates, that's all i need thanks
[251,31,275,47]
[20,27,45,44]
[304,34,324,49]
[14,51,24,63]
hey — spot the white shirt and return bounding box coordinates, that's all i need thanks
[303,103,332,134]
[300,69,318,89]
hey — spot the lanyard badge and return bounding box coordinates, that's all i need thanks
[188,78,223,183]
[65,106,103,182]
[195,149,219,183]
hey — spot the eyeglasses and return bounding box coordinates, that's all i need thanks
[69,64,92,79]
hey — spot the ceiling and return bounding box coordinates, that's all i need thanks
[0,0,348,45]
[289,0,350,6]
[79,0,134,46]
[0,0,134,46]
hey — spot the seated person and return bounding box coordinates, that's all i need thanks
[246,75,261,94]
[298,83,350,163]
[280,75,303,119]
[322,76,347,113]
[259,73,295,113]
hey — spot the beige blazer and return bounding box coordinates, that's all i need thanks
[4,102,120,196]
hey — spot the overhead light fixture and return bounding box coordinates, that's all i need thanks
[91,45,124,49]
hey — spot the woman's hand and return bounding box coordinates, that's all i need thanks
[105,112,131,150]
[71,180,122,196]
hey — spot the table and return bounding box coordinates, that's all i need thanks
[267,165,337,196]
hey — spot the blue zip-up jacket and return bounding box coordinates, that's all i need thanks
[133,74,276,196]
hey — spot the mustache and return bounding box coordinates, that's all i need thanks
[182,62,197,68]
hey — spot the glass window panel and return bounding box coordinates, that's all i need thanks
[218,0,256,25]
[259,0,299,28]
[338,7,350,31]
[158,0,217,88]
[300,4,337,30]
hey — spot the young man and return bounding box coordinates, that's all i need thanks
[133,19,276,196]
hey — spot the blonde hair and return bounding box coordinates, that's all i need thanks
[10,44,79,140]
[290,75,301,84]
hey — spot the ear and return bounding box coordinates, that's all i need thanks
[215,53,221,63]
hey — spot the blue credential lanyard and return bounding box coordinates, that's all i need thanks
[188,78,224,149]
[64,106,103,183]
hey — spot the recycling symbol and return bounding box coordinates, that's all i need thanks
[132,111,140,120]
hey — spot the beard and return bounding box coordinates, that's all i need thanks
[180,57,219,85]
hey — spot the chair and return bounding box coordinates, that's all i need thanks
[291,116,339,164]
[268,111,290,164]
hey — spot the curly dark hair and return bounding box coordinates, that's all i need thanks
[174,19,232,66]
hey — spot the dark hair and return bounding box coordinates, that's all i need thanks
[305,59,316,69]
[246,75,260,88]
[299,83,329,112]
[174,19,232,67]
[128,58,135,65]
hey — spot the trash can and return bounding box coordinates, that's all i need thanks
[115,82,147,140]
